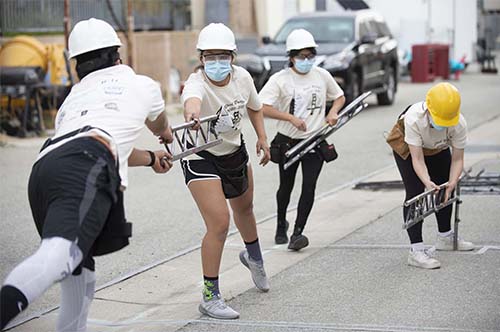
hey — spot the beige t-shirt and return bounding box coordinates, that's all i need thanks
[258,67,344,139]
[181,65,262,156]
[404,102,467,150]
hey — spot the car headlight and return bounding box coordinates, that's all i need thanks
[235,54,264,73]
[322,52,350,71]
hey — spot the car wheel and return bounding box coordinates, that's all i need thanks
[377,67,396,106]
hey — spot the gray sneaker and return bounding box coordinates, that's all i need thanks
[199,295,239,319]
[239,251,270,292]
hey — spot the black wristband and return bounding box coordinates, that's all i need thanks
[146,150,155,167]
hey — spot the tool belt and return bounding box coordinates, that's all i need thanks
[196,140,249,199]
[270,133,301,164]
[317,140,338,162]
[271,133,338,164]
[386,105,443,160]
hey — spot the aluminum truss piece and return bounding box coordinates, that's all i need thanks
[164,114,222,161]
[283,91,372,170]
[403,181,462,250]
[403,182,459,229]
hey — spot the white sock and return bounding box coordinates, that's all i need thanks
[57,268,96,332]
[411,242,425,252]
[438,230,453,238]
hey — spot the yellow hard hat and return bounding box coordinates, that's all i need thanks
[426,82,461,127]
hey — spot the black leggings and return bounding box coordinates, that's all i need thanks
[277,147,324,235]
[394,149,452,244]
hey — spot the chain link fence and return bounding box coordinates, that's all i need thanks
[0,0,190,35]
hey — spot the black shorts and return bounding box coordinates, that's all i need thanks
[181,144,249,199]
[181,159,221,185]
[28,137,119,272]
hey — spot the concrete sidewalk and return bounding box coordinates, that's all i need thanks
[7,116,500,331]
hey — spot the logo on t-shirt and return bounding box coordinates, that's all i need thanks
[101,78,125,95]
[306,93,322,115]
[294,85,323,119]
[212,99,245,133]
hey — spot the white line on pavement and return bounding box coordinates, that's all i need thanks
[86,317,500,332]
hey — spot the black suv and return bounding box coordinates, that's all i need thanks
[236,10,398,105]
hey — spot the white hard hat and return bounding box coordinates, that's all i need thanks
[68,18,122,58]
[286,29,318,52]
[196,23,237,51]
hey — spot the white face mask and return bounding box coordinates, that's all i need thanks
[204,59,232,82]
[429,116,447,131]
[294,58,314,74]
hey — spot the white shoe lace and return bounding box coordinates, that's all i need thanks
[423,247,436,258]
[213,298,228,310]
[205,297,228,311]
[411,248,436,262]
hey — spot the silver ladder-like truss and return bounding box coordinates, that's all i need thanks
[164,114,222,161]
[403,180,462,250]
[283,91,372,170]
[354,169,500,251]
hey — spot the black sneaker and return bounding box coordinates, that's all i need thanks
[288,234,309,251]
[275,220,289,244]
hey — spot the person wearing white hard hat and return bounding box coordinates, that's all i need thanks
[0,18,174,331]
[259,29,345,250]
[180,22,271,319]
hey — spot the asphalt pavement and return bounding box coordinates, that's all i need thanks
[1,65,499,331]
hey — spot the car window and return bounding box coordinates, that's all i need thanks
[375,21,391,38]
[274,17,355,44]
[358,21,372,39]
[359,19,382,39]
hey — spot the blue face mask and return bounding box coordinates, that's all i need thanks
[429,116,446,131]
[204,60,232,82]
[294,58,314,74]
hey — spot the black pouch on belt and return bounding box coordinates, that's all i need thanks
[270,137,290,164]
[92,164,132,256]
[197,142,250,199]
[270,133,300,164]
[316,140,338,162]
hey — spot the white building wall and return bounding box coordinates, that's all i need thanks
[453,0,477,61]
[255,0,317,38]
[255,0,288,38]
[298,0,316,13]
[255,0,477,61]
[366,0,477,62]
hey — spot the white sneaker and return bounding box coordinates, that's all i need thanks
[199,295,239,319]
[435,234,474,251]
[408,249,441,269]
[239,251,270,292]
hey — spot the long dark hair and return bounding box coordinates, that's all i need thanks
[287,47,317,67]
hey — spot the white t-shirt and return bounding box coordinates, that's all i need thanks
[258,67,344,139]
[404,102,467,150]
[42,65,165,188]
[181,65,262,156]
